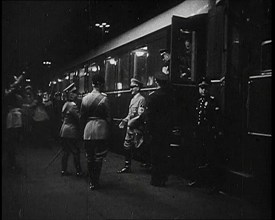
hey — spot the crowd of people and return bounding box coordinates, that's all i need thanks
[3,73,68,171]
[3,50,225,193]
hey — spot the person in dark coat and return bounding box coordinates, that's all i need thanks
[146,72,174,187]
[80,74,111,190]
[60,83,82,176]
[188,77,224,194]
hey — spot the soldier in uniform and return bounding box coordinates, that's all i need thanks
[188,77,223,192]
[159,49,171,75]
[60,83,82,177]
[146,72,174,187]
[80,74,111,190]
[117,78,146,174]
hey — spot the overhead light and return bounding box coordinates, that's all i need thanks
[109,58,116,65]
[136,51,145,57]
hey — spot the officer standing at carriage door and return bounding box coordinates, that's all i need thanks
[60,83,82,177]
[117,77,146,174]
[194,77,220,168]
[188,77,223,191]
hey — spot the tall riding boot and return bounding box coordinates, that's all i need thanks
[73,153,82,177]
[61,152,69,176]
[94,160,103,188]
[87,161,96,190]
[117,148,131,173]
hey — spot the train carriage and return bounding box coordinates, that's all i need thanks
[49,0,271,201]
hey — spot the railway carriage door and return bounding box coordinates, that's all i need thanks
[170,14,207,84]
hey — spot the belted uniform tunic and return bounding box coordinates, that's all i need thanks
[123,93,146,149]
[80,90,111,140]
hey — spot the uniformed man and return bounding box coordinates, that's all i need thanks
[195,77,220,168]
[117,77,146,173]
[159,49,171,75]
[146,72,174,187]
[60,83,82,177]
[188,77,222,191]
[80,74,111,190]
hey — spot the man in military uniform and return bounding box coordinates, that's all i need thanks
[59,83,82,177]
[195,77,220,168]
[80,74,111,190]
[146,72,174,187]
[188,77,223,192]
[159,49,171,75]
[117,77,146,173]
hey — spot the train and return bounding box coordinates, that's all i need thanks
[49,0,271,200]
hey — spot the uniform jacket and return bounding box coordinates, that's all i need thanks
[80,90,111,140]
[146,86,174,137]
[60,101,80,138]
[195,95,220,132]
[124,93,146,125]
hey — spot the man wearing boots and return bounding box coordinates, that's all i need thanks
[60,83,82,177]
[80,74,111,190]
[117,77,146,174]
[187,77,224,193]
[146,72,174,187]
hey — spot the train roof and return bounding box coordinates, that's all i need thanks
[60,0,210,73]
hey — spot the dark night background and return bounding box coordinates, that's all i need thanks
[2,0,184,91]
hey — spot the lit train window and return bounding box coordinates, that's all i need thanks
[261,40,271,73]
[130,46,148,86]
[69,72,74,83]
[117,53,130,90]
[78,68,85,94]
[105,57,117,91]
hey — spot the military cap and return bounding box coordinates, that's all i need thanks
[92,74,105,86]
[25,85,32,90]
[130,78,143,87]
[159,48,170,55]
[198,77,211,87]
[63,83,77,93]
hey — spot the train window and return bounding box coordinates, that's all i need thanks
[130,46,149,86]
[261,40,271,73]
[78,67,85,94]
[117,53,130,90]
[87,63,100,91]
[172,29,195,82]
[69,72,74,83]
[105,57,118,91]
[147,37,167,87]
